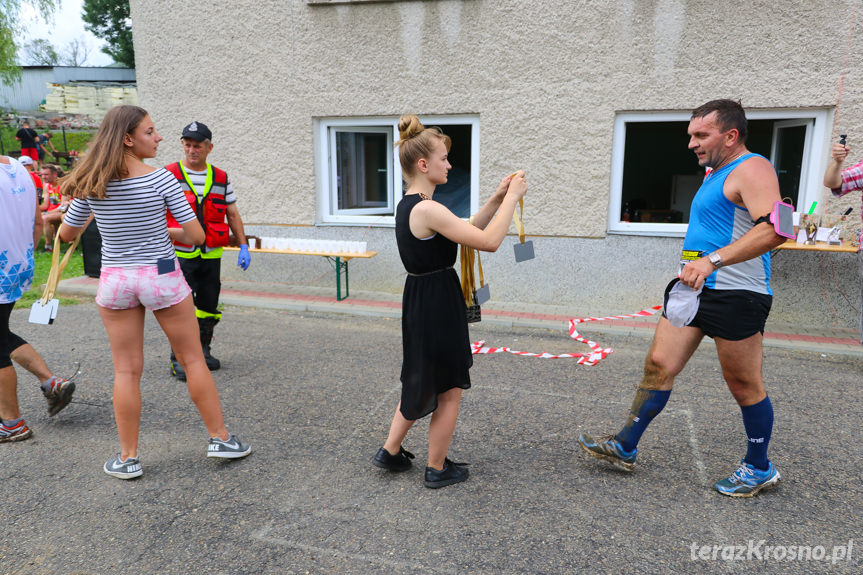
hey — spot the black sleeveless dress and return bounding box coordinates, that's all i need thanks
[396,194,472,420]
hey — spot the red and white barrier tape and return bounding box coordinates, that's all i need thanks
[470,305,663,366]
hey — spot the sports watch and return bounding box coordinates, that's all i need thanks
[708,252,723,269]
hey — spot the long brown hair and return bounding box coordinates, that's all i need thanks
[61,105,149,199]
[395,114,451,179]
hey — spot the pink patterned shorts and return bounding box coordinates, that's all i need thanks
[96,261,191,311]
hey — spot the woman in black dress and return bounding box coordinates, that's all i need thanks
[373,115,527,488]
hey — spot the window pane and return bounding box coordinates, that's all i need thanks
[621,122,696,223]
[432,124,472,218]
[336,131,389,210]
[611,112,825,235]
[773,125,807,206]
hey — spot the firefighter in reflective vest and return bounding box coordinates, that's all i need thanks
[165,122,251,380]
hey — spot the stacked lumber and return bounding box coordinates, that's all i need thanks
[42,82,139,118]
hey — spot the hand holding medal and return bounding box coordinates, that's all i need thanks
[509,171,534,262]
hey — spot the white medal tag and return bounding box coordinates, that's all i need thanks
[29,299,59,325]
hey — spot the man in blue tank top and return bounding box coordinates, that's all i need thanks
[578,100,787,497]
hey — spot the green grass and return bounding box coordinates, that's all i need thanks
[18,239,87,307]
[0,126,95,160]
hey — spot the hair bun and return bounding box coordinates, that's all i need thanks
[398,114,425,141]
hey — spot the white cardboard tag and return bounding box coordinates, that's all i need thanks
[815,227,834,243]
[29,299,59,324]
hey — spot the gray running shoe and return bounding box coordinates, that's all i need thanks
[42,376,76,417]
[104,454,143,479]
[207,434,251,459]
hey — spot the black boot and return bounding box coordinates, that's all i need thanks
[170,350,186,381]
[198,317,221,371]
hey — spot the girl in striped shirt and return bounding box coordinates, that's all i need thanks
[59,105,251,479]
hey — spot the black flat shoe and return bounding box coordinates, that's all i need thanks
[424,458,469,489]
[372,446,415,472]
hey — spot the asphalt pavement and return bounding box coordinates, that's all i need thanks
[1,300,861,574]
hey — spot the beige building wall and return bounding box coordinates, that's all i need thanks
[129,0,863,328]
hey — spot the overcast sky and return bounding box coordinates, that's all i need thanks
[20,0,115,67]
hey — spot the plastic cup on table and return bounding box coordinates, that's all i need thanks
[248,238,256,249]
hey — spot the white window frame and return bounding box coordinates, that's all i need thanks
[770,119,813,206]
[608,109,830,237]
[329,125,394,217]
[316,115,480,226]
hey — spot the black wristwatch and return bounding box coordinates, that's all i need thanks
[708,252,723,269]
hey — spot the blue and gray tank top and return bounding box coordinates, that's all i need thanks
[682,153,772,295]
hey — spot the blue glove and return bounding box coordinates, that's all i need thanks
[237,244,251,271]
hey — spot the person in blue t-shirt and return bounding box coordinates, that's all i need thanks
[578,99,787,498]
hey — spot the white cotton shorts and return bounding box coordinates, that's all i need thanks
[96,260,191,311]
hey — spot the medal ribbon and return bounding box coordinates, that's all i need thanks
[460,245,484,305]
[512,198,526,244]
[460,216,485,305]
[40,231,81,304]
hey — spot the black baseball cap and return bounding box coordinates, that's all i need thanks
[181,121,212,142]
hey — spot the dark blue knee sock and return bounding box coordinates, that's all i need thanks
[615,389,671,453]
[741,395,773,471]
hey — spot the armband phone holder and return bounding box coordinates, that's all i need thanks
[754,201,795,239]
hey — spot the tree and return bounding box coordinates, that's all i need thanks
[60,36,91,66]
[81,0,133,68]
[0,0,58,82]
[22,37,58,65]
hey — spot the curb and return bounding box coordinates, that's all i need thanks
[58,276,863,358]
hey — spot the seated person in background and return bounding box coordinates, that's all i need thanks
[823,140,863,346]
[18,156,43,204]
[40,165,70,253]
[39,164,62,212]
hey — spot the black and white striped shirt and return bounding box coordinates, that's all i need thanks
[64,168,197,267]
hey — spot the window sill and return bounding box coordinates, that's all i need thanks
[606,228,686,238]
[307,0,402,4]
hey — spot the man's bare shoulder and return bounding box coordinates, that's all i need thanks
[735,154,777,178]
[725,154,780,207]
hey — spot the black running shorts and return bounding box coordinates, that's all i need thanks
[663,285,772,341]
